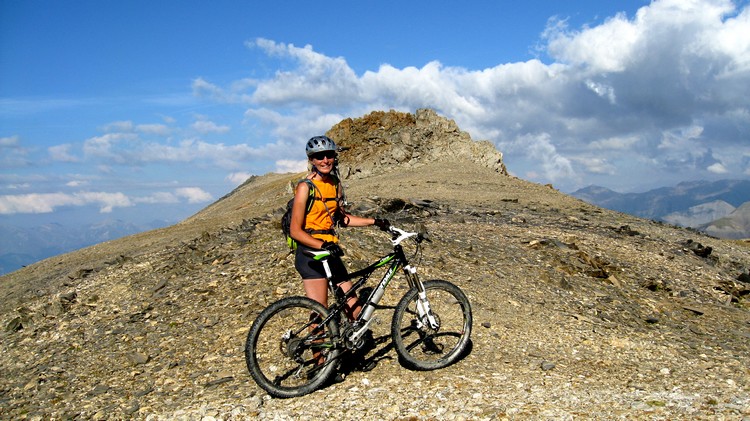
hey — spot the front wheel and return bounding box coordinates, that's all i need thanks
[391,280,472,370]
[245,296,341,398]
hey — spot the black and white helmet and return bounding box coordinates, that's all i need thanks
[305,135,337,157]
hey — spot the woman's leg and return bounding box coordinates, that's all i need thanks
[303,278,328,306]
[303,277,361,319]
[303,278,328,367]
[336,280,362,321]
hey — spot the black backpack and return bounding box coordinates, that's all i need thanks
[281,178,340,250]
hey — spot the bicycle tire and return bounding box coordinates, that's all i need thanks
[245,296,341,398]
[391,280,472,370]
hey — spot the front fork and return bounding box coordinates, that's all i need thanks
[404,265,440,330]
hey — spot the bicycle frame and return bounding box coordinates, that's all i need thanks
[310,228,429,350]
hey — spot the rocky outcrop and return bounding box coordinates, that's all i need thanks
[327,109,507,179]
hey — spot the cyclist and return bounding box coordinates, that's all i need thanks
[289,135,389,320]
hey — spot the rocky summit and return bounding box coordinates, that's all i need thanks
[1,109,749,420]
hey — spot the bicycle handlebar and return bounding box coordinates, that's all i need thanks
[387,224,430,246]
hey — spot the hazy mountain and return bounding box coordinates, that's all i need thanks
[1,110,748,419]
[572,179,750,237]
[573,179,750,219]
[662,200,736,227]
[0,219,171,275]
[701,202,750,239]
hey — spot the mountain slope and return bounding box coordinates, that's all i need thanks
[1,110,749,419]
[702,202,750,239]
[662,200,736,228]
[572,179,750,219]
[0,219,171,276]
[572,180,750,238]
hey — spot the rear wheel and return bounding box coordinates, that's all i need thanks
[245,296,340,398]
[391,280,472,370]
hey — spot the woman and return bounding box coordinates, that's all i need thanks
[289,135,388,320]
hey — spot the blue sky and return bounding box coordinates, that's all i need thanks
[1,0,749,229]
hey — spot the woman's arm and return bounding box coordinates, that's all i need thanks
[340,213,376,227]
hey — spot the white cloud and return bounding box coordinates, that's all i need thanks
[192,77,254,103]
[0,135,31,167]
[544,12,639,73]
[225,172,253,185]
[0,192,75,214]
[10,0,748,204]
[191,119,230,134]
[136,124,171,136]
[175,187,213,203]
[1,135,20,148]
[188,0,746,192]
[275,159,307,174]
[707,162,728,173]
[134,192,180,204]
[0,191,132,214]
[0,187,214,215]
[83,133,139,163]
[78,132,275,170]
[575,156,616,175]
[75,191,133,213]
[102,120,135,132]
[49,144,79,162]
[247,39,359,106]
[524,133,576,183]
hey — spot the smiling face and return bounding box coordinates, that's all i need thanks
[310,151,337,175]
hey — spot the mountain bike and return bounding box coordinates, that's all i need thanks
[244,224,473,398]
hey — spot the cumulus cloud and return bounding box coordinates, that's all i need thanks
[136,123,172,136]
[175,187,213,203]
[0,187,213,215]
[187,0,746,191]
[707,162,728,174]
[49,144,79,162]
[101,120,135,132]
[0,191,132,214]
[132,192,177,204]
[1,135,31,167]
[15,0,749,199]
[225,172,253,185]
[78,131,273,170]
[191,118,230,134]
[0,135,20,148]
[275,159,307,174]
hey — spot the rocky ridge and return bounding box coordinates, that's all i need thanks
[1,110,749,420]
[327,108,507,179]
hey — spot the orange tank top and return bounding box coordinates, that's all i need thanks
[304,178,339,243]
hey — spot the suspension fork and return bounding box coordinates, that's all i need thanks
[403,263,440,330]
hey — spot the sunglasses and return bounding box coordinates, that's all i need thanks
[311,151,337,160]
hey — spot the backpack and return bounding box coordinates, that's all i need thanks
[281,178,340,250]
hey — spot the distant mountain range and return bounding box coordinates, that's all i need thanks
[572,179,750,239]
[0,219,170,275]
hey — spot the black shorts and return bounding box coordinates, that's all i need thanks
[294,244,348,281]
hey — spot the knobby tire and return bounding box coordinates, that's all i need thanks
[245,296,341,398]
[391,280,472,370]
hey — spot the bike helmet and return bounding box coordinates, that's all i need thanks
[305,135,337,157]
